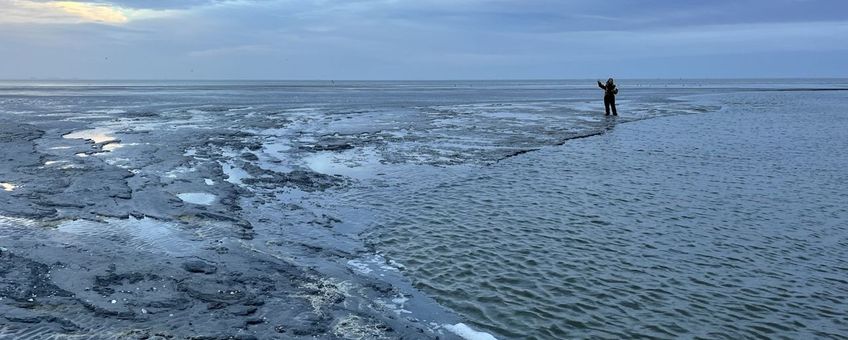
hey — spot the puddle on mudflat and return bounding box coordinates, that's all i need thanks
[221,161,251,186]
[102,142,124,152]
[177,192,216,205]
[57,217,198,256]
[304,147,385,179]
[163,166,196,179]
[63,129,117,144]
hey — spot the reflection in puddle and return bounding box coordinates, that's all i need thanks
[63,129,117,144]
[57,217,196,256]
[304,147,383,179]
[0,214,41,227]
[102,142,124,152]
[177,192,216,205]
[164,166,196,179]
[221,161,250,185]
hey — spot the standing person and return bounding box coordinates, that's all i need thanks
[597,78,618,116]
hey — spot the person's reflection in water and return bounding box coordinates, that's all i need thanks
[597,78,618,116]
[602,114,618,132]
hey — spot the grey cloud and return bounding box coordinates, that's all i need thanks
[1,0,847,79]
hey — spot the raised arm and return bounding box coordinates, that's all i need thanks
[597,81,606,90]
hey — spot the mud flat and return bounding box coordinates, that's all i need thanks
[0,116,463,339]
[0,80,727,339]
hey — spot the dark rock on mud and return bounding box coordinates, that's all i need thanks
[241,163,346,192]
[240,152,259,161]
[182,260,218,274]
[302,142,354,152]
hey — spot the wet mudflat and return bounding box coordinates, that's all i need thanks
[0,81,487,339]
[0,80,844,339]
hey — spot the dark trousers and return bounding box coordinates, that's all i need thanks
[604,95,617,116]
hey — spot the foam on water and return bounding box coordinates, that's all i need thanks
[346,254,403,277]
[444,323,498,340]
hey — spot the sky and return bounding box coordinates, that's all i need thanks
[0,0,846,80]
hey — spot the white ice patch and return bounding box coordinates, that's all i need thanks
[444,323,498,340]
[177,193,216,205]
[204,178,215,185]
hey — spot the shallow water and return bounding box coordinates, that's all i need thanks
[1,80,846,339]
[349,90,848,339]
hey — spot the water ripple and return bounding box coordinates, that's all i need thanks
[352,91,848,339]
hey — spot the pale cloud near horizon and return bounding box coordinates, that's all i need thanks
[0,0,846,79]
[0,0,183,24]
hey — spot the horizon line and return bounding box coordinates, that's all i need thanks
[1,77,847,82]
